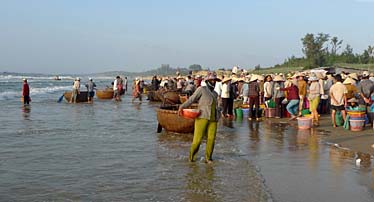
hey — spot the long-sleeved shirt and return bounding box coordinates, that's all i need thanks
[240,83,249,97]
[179,86,220,121]
[273,82,285,98]
[22,83,29,96]
[247,81,259,97]
[280,85,299,100]
[264,81,273,98]
[308,81,320,100]
[73,80,80,90]
[221,83,230,98]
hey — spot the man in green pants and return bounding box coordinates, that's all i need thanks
[179,72,221,163]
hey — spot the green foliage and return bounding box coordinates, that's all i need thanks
[188,64,202,71]
[275,33,374,69]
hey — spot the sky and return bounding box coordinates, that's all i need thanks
[0,0,373,74]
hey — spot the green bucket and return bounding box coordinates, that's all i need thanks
[301,109,311,116]
[235,108,243,118]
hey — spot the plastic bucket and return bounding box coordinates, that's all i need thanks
[297,117,312,129]
[242,108,249,117]
[347,112,366,119]
[265,108,276,118]
[301,109,311,116]
[349,119,365,131]
[235,108,243,118]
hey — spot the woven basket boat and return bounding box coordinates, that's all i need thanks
[96,89,114,99]
[156,108,195,133]
[147,90,162,102]
[63,91,88,103]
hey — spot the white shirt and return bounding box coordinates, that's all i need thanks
[214,81,222,96]
[221,83,230,98]
[113,79,118,91]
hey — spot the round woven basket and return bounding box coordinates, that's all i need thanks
[157,109,195,133]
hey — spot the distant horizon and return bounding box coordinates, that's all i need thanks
[1,0,373,74]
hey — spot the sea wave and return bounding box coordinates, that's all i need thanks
[0,85,71,100]
[0,75,76,81]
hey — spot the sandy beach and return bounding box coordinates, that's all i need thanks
[269,115,374,156]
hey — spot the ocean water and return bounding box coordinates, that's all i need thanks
[0,73,374,202]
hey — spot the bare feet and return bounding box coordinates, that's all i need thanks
[205,160,213,164]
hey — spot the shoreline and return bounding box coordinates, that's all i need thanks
[266,114,374,156]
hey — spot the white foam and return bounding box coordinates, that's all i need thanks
[0,85,71,100]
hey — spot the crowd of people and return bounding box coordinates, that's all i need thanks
[148,68,374,128]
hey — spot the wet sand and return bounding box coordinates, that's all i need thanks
[269,115,374,156]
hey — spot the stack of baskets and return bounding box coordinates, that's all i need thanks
[347,110,366,131]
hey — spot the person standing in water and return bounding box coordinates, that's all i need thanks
[70,77,80,103]
[22,78,30,105]
[85,78,96,103]
[132,78,142,103]
[178,72,221,163]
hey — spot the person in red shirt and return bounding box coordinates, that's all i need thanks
[279,81,299,120]
[22,79,30,105]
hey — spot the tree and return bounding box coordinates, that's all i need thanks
[342,44,356,63]
[301,33,330,68]
[368,45,374,63]
[188,64,202,71]
[360,50,370,64]
[330,36,343,55]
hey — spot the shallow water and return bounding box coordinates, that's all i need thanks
[1,75,374,201]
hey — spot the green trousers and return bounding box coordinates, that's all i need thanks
[190,118,217,162]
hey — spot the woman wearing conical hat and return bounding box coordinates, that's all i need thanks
[343,77,358,100]
[273,75,285,118]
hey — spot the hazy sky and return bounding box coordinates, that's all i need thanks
[0,0,373,74]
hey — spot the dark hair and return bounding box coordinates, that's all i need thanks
[265,75,272,81]
[116,76,120,79]
[334,74,342,82]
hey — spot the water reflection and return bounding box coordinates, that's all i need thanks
[184,164,220,202]
[132,103,142,111]
[21,105,31,119]
[221,118,234,128]
[248,121,260,142]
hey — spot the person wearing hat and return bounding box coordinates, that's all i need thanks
[347,97,359,110]
[273,75,285,118]
[70,77,81,103]
[220,77,232,118]
[343,77,357,100]
[178,72,221,163]
[358,71,374,107]
[307,76,321,126]
[297,73,307,116]
[348,73,359,86]
[247,75,261,121]
[132,77,142,103]
[240,77,250,104]
[85,78,96,103]
[229,77,239,118]
[22,78,30,105]
[113,76,121,101]
[257,75,265,105]
[278,80,299,120]
[177,76,185,92]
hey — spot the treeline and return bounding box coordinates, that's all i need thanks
[276,33,374,69]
